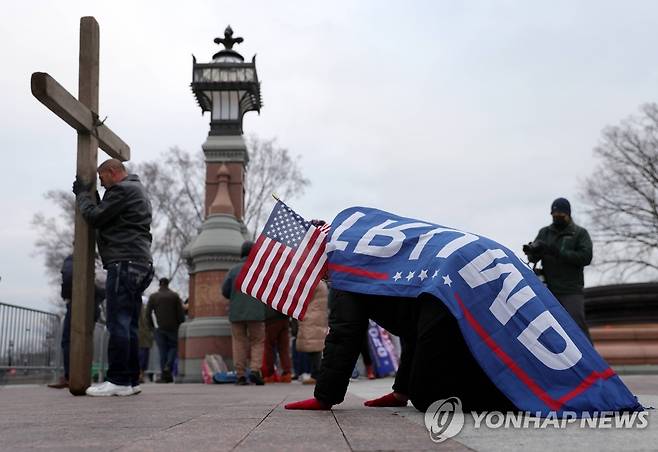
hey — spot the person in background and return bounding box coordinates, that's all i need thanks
[49,253,104,389]
[221,241,266,386]
[357,333,376,380]
[262,306,293,383]
[295,281,329,385]
[146,278,185,383]
[523,197,593,342]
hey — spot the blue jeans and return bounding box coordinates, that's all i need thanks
[154,329,178,374]
[105,261,153,386]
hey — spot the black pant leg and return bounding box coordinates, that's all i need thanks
[391,336,415,395]
[314,289,369,405]
[408,297,516,413]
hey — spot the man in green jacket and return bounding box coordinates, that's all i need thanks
[222,241,266,385]
[524,197,593,341]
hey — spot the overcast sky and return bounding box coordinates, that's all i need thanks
[2,0,658,312]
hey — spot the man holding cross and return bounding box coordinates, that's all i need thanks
[73,158,154,396]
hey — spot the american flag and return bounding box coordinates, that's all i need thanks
[235,200,330,320]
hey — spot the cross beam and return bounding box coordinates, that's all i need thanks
[31,73,130,161]
[31,17,130,395]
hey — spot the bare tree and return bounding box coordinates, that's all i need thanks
[582,103,658,280]
[31,190,75,287]
[137,147,205,291]
[244,135,310,239]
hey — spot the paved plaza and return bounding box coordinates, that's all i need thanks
[0,375,656,451]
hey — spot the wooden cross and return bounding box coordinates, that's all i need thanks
[31,17,130,395]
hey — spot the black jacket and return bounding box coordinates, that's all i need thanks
[77,174,153,266]
[146,287,185,332]
[533,221,592,295]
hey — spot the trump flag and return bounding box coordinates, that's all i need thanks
[326,206,642,416]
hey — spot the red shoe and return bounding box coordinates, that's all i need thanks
[264,374,279,384]
[366,365,376,380]
[364,392,408,407]
[285,398,331,410]
[279,373,292,383]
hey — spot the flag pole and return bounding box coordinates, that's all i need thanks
[272,193,280,202]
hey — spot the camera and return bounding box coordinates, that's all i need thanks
[522,240,546,263]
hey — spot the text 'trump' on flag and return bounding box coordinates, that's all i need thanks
[235,200,330,320]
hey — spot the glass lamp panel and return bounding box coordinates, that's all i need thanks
[236,69,245,81]
[245,69,254,81]
[211,92,221,119]
[211,68,220,82]
[229,91,239,119]
[202,69,211,82]
[228,69,237,82]
[220,91,230,120]
[220,70,228,82]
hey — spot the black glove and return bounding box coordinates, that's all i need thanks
[72,177,93,195]
[523,240,546,263]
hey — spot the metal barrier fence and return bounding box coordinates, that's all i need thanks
[0,301,165,385]
[0,302,61,384]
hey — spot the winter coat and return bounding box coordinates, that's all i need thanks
[146,287,185,332]
[222,259,266,322]
[534,221,592,295]
[77,174,153,266]
[296,281,329,353]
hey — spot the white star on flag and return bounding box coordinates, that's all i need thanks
[393,272,402,281]
[442,274,452,287]
[418,269,428,281]
[406,271,415,281]
[432,270,439,279]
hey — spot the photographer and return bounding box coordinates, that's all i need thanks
[523,197,593,342]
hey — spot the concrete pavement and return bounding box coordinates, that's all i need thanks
[0,374,655,451]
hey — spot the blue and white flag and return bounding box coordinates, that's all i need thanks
[327,206,642,415]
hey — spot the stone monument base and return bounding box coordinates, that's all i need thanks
[178,316,233,383]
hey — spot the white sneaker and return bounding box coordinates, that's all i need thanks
[131,385,142,395]
[85,381,135,397]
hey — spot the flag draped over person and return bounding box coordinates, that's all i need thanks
[239,201,641,415]
[324,206,642,416]
[236,200,329,320]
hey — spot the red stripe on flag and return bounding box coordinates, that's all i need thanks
[327,263,389,280]
[255,242,284,301]
[246,238,277,295]
[269,244,297,310]
[557,368,616,405]
[455,292,617,411]
[456,292,561,410]
[277,228,323,315]
[260,247,292,306]
[235,234,267,292]
[288,234,327,318]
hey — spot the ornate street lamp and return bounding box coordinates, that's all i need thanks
[191,25,262,136]
[179,26,263,382]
